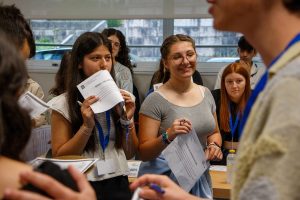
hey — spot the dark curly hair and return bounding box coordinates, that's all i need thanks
[102,28,134,74]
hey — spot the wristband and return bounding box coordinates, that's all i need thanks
[207,142,221,149]
[162,131,172,145]
[120,118,131,126]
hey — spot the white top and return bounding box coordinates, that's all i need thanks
[50,93,129,181]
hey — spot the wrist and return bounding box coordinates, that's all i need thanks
[120,118,133,126]
[207,141,221,149]
[128,122,135,130]
[80,125,93,136]
[162,129,173,145]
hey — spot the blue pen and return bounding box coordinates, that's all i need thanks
[149,183,165,194]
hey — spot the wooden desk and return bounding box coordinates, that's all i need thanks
[210,170,231,199]
[128,168,231,199]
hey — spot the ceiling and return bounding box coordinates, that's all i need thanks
[2,0,211,19]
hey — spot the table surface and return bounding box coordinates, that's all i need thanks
[210,170,231,199]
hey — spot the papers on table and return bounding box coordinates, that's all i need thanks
[127,160,142,178]
[30,157,98,173]
[77,70,123,113]
[18,91,49,118]
[210,165,227,172]
[162,128,209,192]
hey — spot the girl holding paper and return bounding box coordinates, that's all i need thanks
[50,32,138,200]
[138,34,222,198]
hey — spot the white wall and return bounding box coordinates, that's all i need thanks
[28,61,223,102]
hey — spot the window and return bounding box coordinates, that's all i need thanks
[30,18,252,67]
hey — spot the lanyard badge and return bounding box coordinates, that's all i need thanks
[94,110,111,152]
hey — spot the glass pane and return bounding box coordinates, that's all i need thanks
[30,19,163,62]
[174,19,242,62]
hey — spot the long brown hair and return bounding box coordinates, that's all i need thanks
[102,28,134,74]
[156,34,196,83]
[219,62,251,132]
[67,32,123,152]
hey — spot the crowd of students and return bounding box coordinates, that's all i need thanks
[1,0,300,199]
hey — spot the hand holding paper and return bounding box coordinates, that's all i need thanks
[77,70,124,113]
[18,91,49,118]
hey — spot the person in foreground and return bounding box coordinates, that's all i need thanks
[208,0,300,199]
[130,174,204,200]
[4,166,96,200]
[0,4,46,128]
[0,33,94,199]
[7,0,300,199]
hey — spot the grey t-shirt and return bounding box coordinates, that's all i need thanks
[140,86,216,147]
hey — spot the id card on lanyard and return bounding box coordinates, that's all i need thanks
[229,104,240,143]
[94,110,118,175]
[239,33,300,137]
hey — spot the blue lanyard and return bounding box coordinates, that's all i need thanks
[229,105,240,140]
[238,71,268,138]
[239,33,300,137]
[94,110,111,152]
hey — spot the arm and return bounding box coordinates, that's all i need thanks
[138,114,192,161]
[205,112,223,161]
[130,174,203,200]
[3,166,96,200]
[51,96,97,157]
[137,114,164,161]
[120,90,139,159]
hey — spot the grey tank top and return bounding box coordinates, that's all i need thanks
[140,86,216,147]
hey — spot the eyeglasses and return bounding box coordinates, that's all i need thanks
[168,51,196,64]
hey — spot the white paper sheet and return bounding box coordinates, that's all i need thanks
[210,165,227,172]
[18,91,49,118]
[162,128,209,192]
[77,70,123,113]
[29,157,98,173]
[127,160,142,178]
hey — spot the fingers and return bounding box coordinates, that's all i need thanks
[82,96,99,108]
[205,145,223,161]
[121,90,135,106]
[171,118,192,135]
[130,174,170,191]
[67,166,91,193]
[18,171,73,198]
[139,188,162,200]
[81,96,98,127]
[3,188,51,200]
